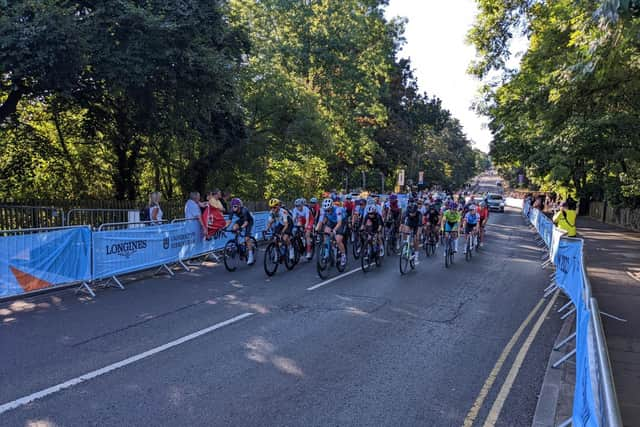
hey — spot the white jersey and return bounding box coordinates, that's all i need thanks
[292,206,311,226]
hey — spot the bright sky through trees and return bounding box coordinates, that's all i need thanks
[385,0,513,153]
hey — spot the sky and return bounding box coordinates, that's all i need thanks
[384,0,495,153]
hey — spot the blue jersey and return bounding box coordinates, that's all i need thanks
[464,212,480,225]
[319,207,344,226]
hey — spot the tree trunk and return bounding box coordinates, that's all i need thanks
[0,86,24,124]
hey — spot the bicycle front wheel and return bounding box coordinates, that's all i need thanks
[361,243,372,273]
[223,240,240,272]
[399,242,410,275]
[264,243,279,276]
[317,243,331,279]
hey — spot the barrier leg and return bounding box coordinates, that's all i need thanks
[544,285,558,298]
[162,264,174,276]
[178,259,190,272]
[599,311,628,323]
[557,417,572,427]
[111,276,125,290]
[560,307,576,320]
[544,281,557,293]
[554,332,576,350]
[75,281,96,298]
[552,348,576,368]
[557,301,573,313]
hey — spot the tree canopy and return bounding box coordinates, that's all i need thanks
[1,0,482,202]
[469,0,640,207]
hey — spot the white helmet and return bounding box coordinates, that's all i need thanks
[365,205,377,214]
[294,198,303,207]
[322,198,333,209]
[469,204,477,211]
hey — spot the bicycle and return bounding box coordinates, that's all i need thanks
[263,231,296,276]
[316,231,347,279]
[223,228,258,272]
[361,231,383,273]
[423,225,438,257]
[399,231,417,275]
[351,220,363,259]
[291,226,314,264]
[384,220,400,256]
[464,228,478,262]
[443,230,457,268]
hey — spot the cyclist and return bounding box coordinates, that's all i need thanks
[462,204,481,253]
[292,198,314,260]
[441,201,461,254]
[226,198,255,265]
[265,198,294,260]
[477,200,489,246]
[309,197,321,223]
[316,198,347,266]
[352,198,366,234]
[343,194,355,218]
[361,204,384,257]
[400,201,422,261]
[425,202,440,243]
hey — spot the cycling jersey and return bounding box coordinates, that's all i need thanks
[478,206,489,221]
[292,206,312,228]
[363,213,383,233]
[464,212,480,225]
[427,208,440,225]
[343,200,355,216]
[403,211,422,229]
[318,207,344,228]
[230,207,254,237]
[270,207,292,226]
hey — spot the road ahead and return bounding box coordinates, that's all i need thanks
[0,181,561,427]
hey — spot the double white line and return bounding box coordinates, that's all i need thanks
[463,290,560,427]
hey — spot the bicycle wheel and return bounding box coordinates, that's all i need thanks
[223,240,240,272]
[465,237,472,262]
[284,243,296,270]
[336,248,346,273]
[361,242,372,272]
[475,233,480,253]
[399,242,410,275]
[264,242,279,276]
[317,241,331,279]
[444,238,451,268]
[352,233,362,259]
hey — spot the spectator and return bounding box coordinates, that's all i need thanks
[185,191,207,234]
[220,190,231,213]
[553,201,577,237]
[202,189,226,240]
[149,191,163,225]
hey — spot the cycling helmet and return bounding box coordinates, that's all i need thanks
[231,198,242,208]
[389,194,398,202]
[469,204,477,211]
[300,198,307,205]
[269,198,281,208]
[407,203,418,214]
[322,198,333,209]
[331,193,339,202]
[479,201,486,207]
[365,205,377,215]
[346,194,352,200]
[310,197,318,204]
[358,198,366,205]
[447,201,457,210]
[408,197,415,204]
[294,198,303,207]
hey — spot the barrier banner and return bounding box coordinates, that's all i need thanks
[93,211,273,279]
[92,223,190,279]
[0,227,91,298]
[505,197,524,209]
[549,227,564,262]
[574,300,598,426]
[553,238,584,305]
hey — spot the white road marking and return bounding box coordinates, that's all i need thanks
[482,290,559,426]
[463,297,545,427]
[0,312,255,415]
[307,267,362,291]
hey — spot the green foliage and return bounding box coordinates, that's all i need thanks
[470,0,640,207]
[1,0,480,204]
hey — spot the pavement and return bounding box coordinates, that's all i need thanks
[579,217,640,426]
[0,182,563,426]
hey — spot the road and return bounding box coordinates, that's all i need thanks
[0,178,561,426]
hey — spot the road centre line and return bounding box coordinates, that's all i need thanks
[463,297,546,427]
[307,267,362,291]
[482,290,560,427]
[0,312,255,416]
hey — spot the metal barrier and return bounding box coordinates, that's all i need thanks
[66,208,136,228]
[97,220,169,231]
[522,202,623,426]
[0,205,63,230]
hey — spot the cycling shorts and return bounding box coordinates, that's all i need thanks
[274,222,292,236]
[235,221,253,238]
[324,221,346,236]
[443,221,459,233]
[464,223,477,234]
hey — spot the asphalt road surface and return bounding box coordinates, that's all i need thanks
[0,179,562,427]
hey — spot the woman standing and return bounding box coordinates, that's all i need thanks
[149,191,164,225]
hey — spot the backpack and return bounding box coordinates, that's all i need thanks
[140,206,150,222]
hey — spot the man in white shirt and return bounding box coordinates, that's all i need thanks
[185,192,207,234]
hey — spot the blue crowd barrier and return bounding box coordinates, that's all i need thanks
[0,226,91,299]
[522,201,621,426]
